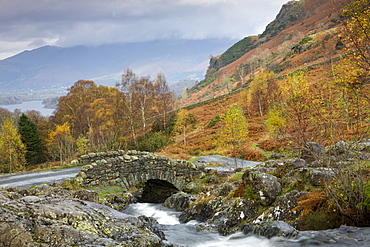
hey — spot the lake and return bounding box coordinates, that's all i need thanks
[0,100,55,116]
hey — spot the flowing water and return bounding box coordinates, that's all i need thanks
[124,203,370,247]
[124,203,272,247]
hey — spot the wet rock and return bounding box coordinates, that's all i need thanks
[163,192,195,211]
[179,196,259,235]
[218,199,259,236]
[285,225,370,246]
[241,221,298,238]
[242,170,282,206]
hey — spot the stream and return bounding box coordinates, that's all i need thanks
[124,203,370,247]
[124,203,271,247]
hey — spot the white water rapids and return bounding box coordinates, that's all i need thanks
[124,203,370,247]
[124,203,272,247]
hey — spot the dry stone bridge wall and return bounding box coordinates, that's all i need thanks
[75,150,206,192]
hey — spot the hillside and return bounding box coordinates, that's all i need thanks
[159,0,369,160]
[182,0,346,105]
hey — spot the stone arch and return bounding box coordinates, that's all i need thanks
[116,170,187,193]
[77,151,206,202]
[139,179,180,203]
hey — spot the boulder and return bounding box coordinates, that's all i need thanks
[288,158,307,168]
[212,182,237,197]
[241,221,298,238]
[179,196,259,235]
[163,192,195,211]
[308,168,336,186]
[283,168,336,187]
[253,190,308,227]
[242,170,282,206]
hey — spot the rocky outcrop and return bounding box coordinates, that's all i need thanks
[261,0,305,37]
[179,196,259,235]
[172,140,370,236]
[242,170,282,206]
[163,192,196,211]
[253,190,308,228]
[0,185,177,247]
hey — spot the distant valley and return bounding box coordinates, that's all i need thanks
[0,39,236,96]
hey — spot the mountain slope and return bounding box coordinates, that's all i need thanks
[0,39,236,95]
[183,0,346,105]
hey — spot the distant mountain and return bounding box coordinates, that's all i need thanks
[0,39,236,95]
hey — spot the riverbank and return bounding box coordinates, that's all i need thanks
[0,139,369,246]
[166,140,370,234]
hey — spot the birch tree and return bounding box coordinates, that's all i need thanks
[219,105,248,169]
[173,109,196,145]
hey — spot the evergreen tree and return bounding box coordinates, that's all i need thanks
[18,114,44,166]
[0,118,26,173]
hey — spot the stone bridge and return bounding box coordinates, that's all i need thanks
[75,150,206,202]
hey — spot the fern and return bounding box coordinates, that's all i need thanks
[292,190,328,216]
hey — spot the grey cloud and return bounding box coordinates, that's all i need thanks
[0,0,289,58]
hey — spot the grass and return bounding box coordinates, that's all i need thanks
[188,156,199,162]
[205,163,225,168]
[227,172,244,182]
[89,186,123,198]
[30,163,83,172]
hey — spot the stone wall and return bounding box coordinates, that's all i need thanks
[75,150,206,191]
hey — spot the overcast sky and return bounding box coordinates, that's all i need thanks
[0,0,290,60]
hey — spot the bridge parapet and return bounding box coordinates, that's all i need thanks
[75,150,206,191]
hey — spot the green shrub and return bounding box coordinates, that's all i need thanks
[207,114,223,128]
[299,36,313,45]
[136,132,172,152]
[325,163,370,226]
[298,206,342,230]
[243,185,260,201]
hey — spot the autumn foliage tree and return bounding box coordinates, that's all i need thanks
[218,105,248,169]
[51,69,175,152]
[242,70,276,117]
[173,109,197,145]
[153,73,175,130]
[0,118,26,173]
[333,0,370,137]
[53,80,116,140]
[116,69,175,147]
[47,123,74,165]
